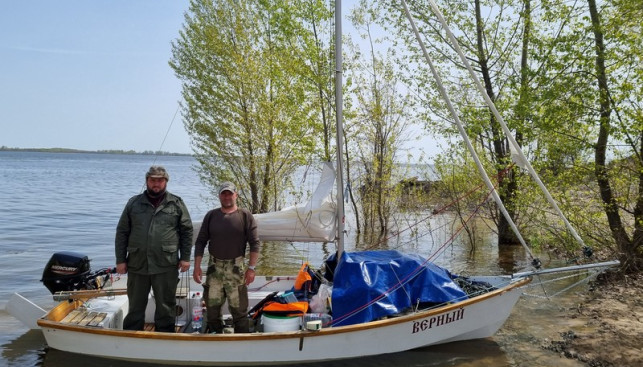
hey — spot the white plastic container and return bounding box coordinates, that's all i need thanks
[303,313,332,327]
[305,320,322,331]
[261,314,301,332]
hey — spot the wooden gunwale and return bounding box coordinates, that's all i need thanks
[37,276,531,341]
[53,289,128,300]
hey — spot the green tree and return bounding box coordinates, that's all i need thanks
[387,0,642,269]
[170,0,330,212]
[526,0,642,270]
[346,1,414,239]
[295,0,335,162]
[586,0,642,271]
[381,0,535,246]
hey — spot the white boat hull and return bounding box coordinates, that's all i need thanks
[37,275,530,365]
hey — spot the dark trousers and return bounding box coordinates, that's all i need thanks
[123,270,178,332]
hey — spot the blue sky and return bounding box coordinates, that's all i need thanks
[1,1,192,153]
[0,1,436,159]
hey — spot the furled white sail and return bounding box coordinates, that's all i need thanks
[192,162,337,243]
[255,162,337,242]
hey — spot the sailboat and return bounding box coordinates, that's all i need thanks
[9,0,618,365]
[30,154,533,365]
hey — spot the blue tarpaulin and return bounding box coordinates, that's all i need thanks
[329,250,467,326]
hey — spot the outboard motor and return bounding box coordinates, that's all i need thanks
[41,251,92,294]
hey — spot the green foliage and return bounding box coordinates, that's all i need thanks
[374,0,642,267]
[167,0,642,268]
[170,0,333,212]
[344,0,416,237]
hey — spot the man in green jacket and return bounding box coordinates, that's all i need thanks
[115,166,193,332]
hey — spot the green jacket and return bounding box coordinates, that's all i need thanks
[115,192,193,274]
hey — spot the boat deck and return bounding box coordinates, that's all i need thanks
[62,312,186,333]
[60,309,110,327]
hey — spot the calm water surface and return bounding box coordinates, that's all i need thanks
[0,152,587,367]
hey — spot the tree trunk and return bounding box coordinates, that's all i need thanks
[587,0,638,271]
[474,0,519,246]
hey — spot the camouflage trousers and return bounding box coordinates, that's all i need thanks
[204,256,249,333]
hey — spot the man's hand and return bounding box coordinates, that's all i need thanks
[193,266,203,284]
[245,268,255,285]
[116,263,127,275]
[178,260,190,273]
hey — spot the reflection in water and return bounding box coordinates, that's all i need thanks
[497,244,529,274]
[299,339,511,367]
[1,330,46,367]
[43,349,161,367]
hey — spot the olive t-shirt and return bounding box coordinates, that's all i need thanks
[194,208,260,259]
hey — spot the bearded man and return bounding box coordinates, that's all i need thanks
[115,165,193,332]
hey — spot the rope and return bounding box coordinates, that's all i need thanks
[401,0,584,254]
[331,163,528,325]
[427,189,495,262]
[282,162,329,265]
[248,276,298,292]
[331,190,494,325]
[360,176,488,251]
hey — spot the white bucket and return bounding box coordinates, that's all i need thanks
[261,314,301,332]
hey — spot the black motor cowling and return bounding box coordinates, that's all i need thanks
[41,251,92,294]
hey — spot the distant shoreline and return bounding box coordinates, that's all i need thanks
[0,146,192,156]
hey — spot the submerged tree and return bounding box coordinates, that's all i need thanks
[379,0,535,246]
[381,0,642,269]
[345,1,414,239]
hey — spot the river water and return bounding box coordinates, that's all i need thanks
[0,151,589,367]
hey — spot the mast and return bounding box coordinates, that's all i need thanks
[334,0,345,257]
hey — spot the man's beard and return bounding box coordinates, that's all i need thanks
[146,186,166,198]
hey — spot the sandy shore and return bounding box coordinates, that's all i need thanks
[542,272,642,366]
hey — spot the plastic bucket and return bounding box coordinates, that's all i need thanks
[261,314,301,332]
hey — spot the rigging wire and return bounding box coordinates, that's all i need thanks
[155,104,181,162]
[399,0,539,269]
[402,0,588,259]
[139,104,181,194]
[522,270,603,299]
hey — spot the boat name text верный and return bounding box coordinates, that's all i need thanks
[412,307,464,333]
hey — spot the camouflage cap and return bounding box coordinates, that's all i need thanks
[145,166,169,181]
[218,181,236,195]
